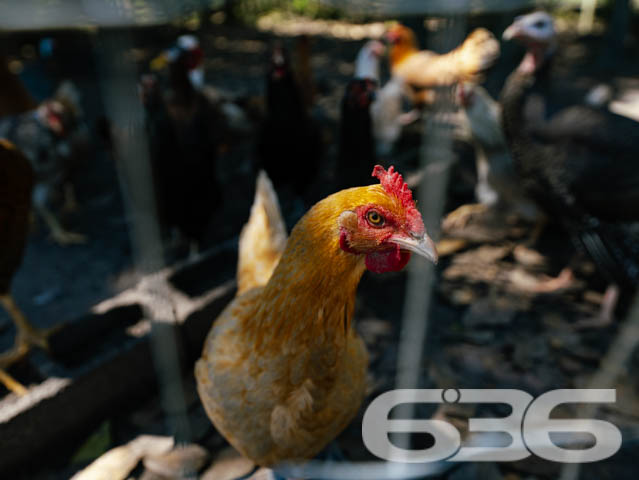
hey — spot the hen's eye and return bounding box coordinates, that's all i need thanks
[366,210,385,227]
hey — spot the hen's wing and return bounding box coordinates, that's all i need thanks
[237,171,287,294]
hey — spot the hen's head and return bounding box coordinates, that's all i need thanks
[150,35,204,83]
[268,42,291,81]
[385,23,417,48]
[455,82,476,108]
[503,11,556,73]
[385,24,418,66]
[337,165,437,273]
[343,78,377,110]
[503,11,555,45]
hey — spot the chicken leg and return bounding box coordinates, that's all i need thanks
[0,294,57,394]
[442,203,490,231]
[574,284,619,330]
[36,204,86,245]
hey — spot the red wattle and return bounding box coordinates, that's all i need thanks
[365,247,411,273]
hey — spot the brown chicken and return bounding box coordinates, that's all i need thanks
[386,23,500,106]
[0,140,54,395]
[195,166,438,469]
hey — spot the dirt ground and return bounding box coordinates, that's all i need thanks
[2,10,639,480]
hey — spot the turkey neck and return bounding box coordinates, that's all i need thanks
[500,47,554,151]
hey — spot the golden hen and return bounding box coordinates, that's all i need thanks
[386,23,499,106]
[195,166,438,467]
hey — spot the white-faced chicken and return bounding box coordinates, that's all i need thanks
[443,82,539,231]
[195,166,437,470]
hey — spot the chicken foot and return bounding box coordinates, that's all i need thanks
[36,204,86,245]
[0,294,59,395]
[525,214,548,247]
[0,368,27,395]
[573,284,619,330]
[442,203,489,231]
[435,203,491,257]
[62,182,79,213]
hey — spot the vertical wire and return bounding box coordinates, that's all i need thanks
[95,26,192,445]
[393,9,468,455]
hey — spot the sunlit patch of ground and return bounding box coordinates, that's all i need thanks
[256,12,387,40]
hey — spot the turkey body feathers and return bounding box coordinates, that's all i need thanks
[501,68,639,288]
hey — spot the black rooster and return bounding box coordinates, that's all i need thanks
[256,42,322,200]
[141,40,225,254]
[336,78,378,190]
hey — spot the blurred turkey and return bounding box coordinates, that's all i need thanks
[501,11,639,326]
[0,81,88,246]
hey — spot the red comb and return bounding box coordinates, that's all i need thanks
[372,165,424,234]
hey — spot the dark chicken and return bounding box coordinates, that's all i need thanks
[141,39,226,253]
[337,78,378,190]
[256,42,322,198]
[0,54,37,117]
[500,11,639,323]
[0,140,54,395]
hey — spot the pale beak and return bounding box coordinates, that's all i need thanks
[502,23,522,41]
[390,233,439,264]
[150,52,169,71]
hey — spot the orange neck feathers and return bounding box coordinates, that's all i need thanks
[388,28,418,69]
[243,187,393,351]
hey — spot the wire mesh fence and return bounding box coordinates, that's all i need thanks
[1,1,638,479]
